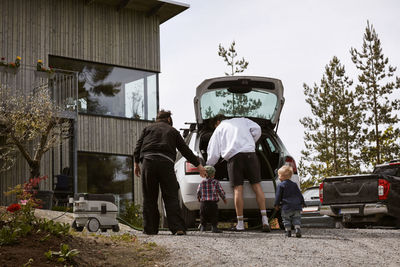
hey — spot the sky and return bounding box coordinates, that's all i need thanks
[158,0,400,164]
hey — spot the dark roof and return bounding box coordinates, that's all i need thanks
[86,0,189,24]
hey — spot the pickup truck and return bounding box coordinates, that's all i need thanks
[319,160,400,228]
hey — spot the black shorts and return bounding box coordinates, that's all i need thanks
[227,152,261,187]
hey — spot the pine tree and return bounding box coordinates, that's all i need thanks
[300,56,361,180]
[218,41,249,76]
[350,21,400,167]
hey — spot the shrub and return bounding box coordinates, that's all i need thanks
[120,200,143,228]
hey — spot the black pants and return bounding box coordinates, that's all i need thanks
[200,201,219,226]
[141,158,186,234]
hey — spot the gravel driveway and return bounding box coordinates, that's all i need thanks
[35,210,400,266]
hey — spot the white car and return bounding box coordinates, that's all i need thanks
[174,76,300,227]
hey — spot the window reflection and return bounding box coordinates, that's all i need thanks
[49,56,158,120]
[77,152,133,211]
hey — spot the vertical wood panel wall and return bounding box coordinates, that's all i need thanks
[0,0,160,205]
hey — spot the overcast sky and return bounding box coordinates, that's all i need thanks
[159,0,400,163]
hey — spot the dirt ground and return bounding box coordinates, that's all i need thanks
[0,223,168,267]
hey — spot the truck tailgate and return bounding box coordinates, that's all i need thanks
[323,175,379,204]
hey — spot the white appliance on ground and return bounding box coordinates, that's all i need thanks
[71,193,120,232]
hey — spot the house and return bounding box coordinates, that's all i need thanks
[0,0,189,209]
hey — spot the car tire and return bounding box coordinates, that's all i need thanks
[71,220,84,232]
[87,218,100,232]
[182,204,197,228]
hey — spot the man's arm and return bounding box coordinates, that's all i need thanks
[247,119,261,142]
[206,130,221,166]
[133,128,146,177]
[176,132,207,177]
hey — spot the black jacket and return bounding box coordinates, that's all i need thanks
[134,122,200,166]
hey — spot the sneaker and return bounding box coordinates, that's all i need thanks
[211,225,222,233]
[176,230,186,235]
[262,224,271,233]
[285,230,292,237]
[199,225,206,232]
[295,228,301,238]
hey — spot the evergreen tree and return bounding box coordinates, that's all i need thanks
[218,40,249,76]
[300,56,361,180]
[350,21,400,167]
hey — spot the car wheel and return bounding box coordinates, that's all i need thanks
[87,218,100,232]
[182,204,197,228]
[72,220,84,232]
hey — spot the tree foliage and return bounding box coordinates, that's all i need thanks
[300,21,400,182]
[218,40,249,76]
[300,56,362,182]
[0,85,71,178]
[350,21,400,166]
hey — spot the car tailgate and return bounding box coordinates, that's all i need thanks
[322,174,380,205]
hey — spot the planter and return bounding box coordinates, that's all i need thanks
[35,70,55,79]
[4,67,20,74]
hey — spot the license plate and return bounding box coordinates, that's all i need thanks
[302,206,318,212]
[339,208,359,214]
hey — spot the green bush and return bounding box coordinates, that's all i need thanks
[120,200,143,228]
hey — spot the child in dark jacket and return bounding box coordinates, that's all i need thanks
[274,165,305,237]
[197,165,227,233]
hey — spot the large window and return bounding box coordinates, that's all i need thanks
[49,56,158,120]
[77,152,133,210]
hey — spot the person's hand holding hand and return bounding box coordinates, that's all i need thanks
[134,162,141,177]
[197,164,207,178]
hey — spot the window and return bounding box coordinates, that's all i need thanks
[77,152,133,211]
[200,88,278,120]
[49,56,158,120]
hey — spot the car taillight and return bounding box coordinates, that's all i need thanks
[319,182,324,204]
[185,161,199,175]
[378,179,390,200]
[285,156,298,174]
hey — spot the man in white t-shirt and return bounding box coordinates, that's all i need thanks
[206,114,270,232]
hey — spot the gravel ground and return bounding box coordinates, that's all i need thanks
[35,210,400,267]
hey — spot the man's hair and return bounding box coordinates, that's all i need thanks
[278,165,293,180]
[212,114,226,126]
[156,110,172,125]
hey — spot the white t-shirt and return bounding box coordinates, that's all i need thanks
[206,117,261,166]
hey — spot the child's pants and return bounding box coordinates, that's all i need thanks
[281,209,301,229]
[200,201,218,226]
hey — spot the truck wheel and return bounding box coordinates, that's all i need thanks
[72,220,84,232]
[87,218,100,232]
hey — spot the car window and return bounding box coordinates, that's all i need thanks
[302,188,319,201]
[200,88,278,120]
[266,138,276,153]
[373,165,400,177]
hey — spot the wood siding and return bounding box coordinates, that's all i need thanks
[78,114,151,204]
[0,0,160,205]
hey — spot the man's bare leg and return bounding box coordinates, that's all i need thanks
[251,183,270,231]
[251,183,266,210]
[234,185,244,230]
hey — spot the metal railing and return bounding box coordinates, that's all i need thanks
[0,65,79,115]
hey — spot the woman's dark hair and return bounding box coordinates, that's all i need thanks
[156,109,173,125]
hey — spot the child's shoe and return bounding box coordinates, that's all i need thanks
[295,228,302,238]
[285,230,291,237]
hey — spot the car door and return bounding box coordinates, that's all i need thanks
[193,76,285,128]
